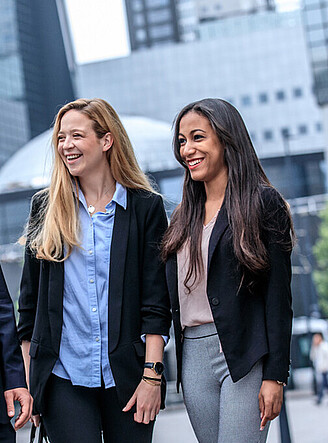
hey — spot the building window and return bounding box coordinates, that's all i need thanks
[134,13,145,27]
[241,95,251,106]
[259,92,268,103]
[263,130,273,141]
[136,28,147,42]
[316,122,323,132]
[281,127,290,138]
[146,0,170,7]
[132,0,143,12]
[298,124,308,135]
[149,24,173,39]
[147,9,171,24]
[276,90,285,101]
[293,87,303,98]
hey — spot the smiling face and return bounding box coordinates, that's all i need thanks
[178,111,228,187]
[57,109,113,178]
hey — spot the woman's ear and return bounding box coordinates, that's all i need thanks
[103,132,114,152]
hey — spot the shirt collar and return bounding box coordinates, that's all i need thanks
[110,182,127,210]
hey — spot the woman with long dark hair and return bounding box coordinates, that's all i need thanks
[162,98,293,443]
[18,98,171,443]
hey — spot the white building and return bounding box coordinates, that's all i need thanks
[77,10,324,160]
[77,9,326,199]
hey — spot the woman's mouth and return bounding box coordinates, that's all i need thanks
[66,154,82,163]
[187,158,204,170]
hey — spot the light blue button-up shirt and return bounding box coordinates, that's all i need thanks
[52,183,127,388]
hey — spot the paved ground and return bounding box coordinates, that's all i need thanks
[16,390,328,442]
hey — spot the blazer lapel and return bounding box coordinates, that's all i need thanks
[208,205,229,270]
[108,199,130,353]
[166,254,178,309]
[48,260,64,354]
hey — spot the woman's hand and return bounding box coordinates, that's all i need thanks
[31,413,41,427]
[122,379,161,424]
[258,380,283,430]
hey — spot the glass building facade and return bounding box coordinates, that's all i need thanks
[125,0,181,49]
[0,0,30,166]
[302,0,328,105]
[0,0,75,168]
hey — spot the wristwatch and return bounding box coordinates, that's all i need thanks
[276,380,286,386]
[144,361,164,375]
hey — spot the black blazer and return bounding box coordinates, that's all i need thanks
[18,189,171,414]
[0,266,27,424]
[166,187,292,390]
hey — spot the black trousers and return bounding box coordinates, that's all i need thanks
[42,375,154,443]
[0,422,15,443]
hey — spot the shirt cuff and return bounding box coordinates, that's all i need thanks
[140,334,169,346]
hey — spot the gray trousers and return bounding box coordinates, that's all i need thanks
[182,323,269,443]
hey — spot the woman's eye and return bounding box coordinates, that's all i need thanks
[73,133,81,138]
[58,136,65,142]
[178,138,186,145]
[194,134,203,140]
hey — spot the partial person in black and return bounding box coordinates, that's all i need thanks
[0,265,32,442]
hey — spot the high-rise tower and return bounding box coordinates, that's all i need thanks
[0,0,75,167]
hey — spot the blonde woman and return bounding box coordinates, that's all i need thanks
[18,98,171,443]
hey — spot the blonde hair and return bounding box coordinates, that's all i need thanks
[28,98,155,262]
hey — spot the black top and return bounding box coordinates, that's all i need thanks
[166,186,293,390]
[0,266,27,423]
[18,189,171,414]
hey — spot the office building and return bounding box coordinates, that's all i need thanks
[0,0,75,167]
[125,0,181,49]
[78,9,325,200]
[196,0,274,22]
[124,0,199,49]
[302,0,328,106]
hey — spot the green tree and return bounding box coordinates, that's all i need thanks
[313,205,328,317]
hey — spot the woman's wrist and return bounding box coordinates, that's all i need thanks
[142,375,161,387]
[143,367,162,378]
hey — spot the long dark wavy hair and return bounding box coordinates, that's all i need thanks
[162,98,294,290]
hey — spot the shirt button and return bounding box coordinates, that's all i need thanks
[89,250,93,255]
[211,297,219,306]
[95,337,100,342]
[90,278,94,283]
[92,307,97,312]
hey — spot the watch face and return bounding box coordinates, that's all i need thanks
[154,362,164,375]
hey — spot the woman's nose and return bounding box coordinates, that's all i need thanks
[63,137,74,150]
[182,140,196,157]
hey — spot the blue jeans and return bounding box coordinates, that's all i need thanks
[317,371,328,404]
[182,322,269,443]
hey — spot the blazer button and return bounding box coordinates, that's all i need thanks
[211,297,219,306]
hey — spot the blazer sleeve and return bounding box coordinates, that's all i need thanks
[0,266,27,391]
[261,189,293,384]
[140,195,171,337]
[17,194,42,342]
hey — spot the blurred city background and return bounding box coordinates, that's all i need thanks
[1,0,328,441]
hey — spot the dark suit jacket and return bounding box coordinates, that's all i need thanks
[18,189,171,414]
[0,266,27,424]
[166,187,293,390]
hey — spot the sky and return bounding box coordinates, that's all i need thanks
[65,0,300,65]
[65,0,130,64]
